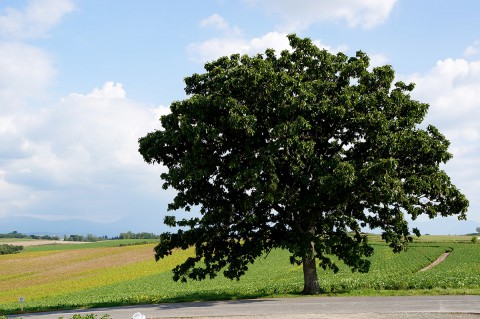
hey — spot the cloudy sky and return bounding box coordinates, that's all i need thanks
[0,0,479,236]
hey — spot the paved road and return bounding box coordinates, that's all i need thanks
[7,296,480,319]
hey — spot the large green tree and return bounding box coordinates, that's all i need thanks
[139,35,469,294]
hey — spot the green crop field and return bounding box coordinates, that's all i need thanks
[0,237,479,315]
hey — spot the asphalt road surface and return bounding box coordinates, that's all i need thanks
[7,296,480,319]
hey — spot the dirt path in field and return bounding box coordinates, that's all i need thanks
[419,252,450,272]
[3,240,90,246]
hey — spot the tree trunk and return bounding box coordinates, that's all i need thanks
[302,244,320,294]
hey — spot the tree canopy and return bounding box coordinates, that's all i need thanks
[138,34,469,294]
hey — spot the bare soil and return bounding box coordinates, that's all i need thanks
[3,239,90,246]
[419,252,450,272]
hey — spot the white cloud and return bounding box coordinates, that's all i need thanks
[189,31,293,63]
[0,172,34,219]
[188,37,249,62]
[408,59,480,125]
[244,0,397,31]
[0,40,56,192]
[0,1,172,225]
[200,13,230,31]
[0,82,170,222]
[444,128,480,142]
[50,82,169,170]
[0,116,16,134]
[369,52,390,68]
[0,0,74,39]
[404,57,480,222]
[85,82,126,99]
[464,40,480,57]
[200,13,243,37]
[0,42,56,105]
[189,14,347,63]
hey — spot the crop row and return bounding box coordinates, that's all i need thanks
[0,241,478,314]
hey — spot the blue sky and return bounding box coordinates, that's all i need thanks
[0,0,479,236]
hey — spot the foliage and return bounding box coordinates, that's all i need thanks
[0,231,59,240]
[138,34,469,293]
[118,231,160,239]
[0,244,23,255]
[471,236,478,244]
[64,234,107,242]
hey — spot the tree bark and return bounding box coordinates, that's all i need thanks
[302,243,320,294]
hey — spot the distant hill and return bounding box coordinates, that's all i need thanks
[0,216,166,238]
[0,216,118,237]
[0,215,478,237]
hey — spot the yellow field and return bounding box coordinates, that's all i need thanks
[0,244,191,304]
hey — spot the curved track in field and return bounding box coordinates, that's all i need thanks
[419,252,450,272]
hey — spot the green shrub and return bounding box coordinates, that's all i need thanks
[471,236,478,244]
[0,244,23,254]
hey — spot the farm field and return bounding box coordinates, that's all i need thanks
[0,238,33,242]
[0,237,479,315]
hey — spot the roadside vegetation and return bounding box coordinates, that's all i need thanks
[0,236,478,315]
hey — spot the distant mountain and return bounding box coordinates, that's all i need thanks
[1,215,478,238]
[0,216,127,238]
